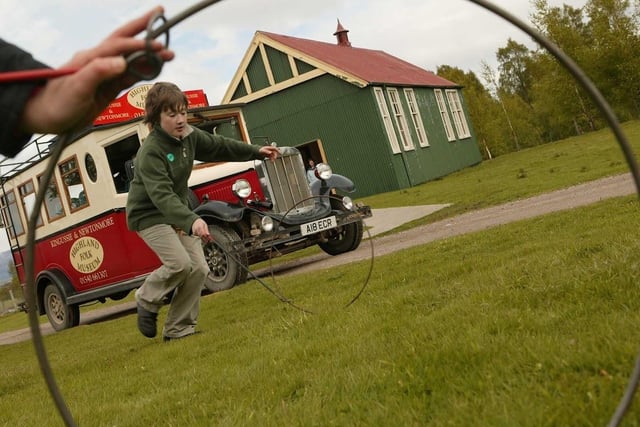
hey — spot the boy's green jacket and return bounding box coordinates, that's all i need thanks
[126,124,263,234]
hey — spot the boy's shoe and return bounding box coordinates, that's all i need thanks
[136,304,158,338]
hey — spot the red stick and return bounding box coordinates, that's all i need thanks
[0,67,79,83]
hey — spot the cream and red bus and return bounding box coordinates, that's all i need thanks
[0,85,371,331]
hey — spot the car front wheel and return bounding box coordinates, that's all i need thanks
[202,224,248,292]
[318,219,364,255]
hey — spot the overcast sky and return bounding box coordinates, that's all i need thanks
[1,0,586,104]
[0,0,586,253]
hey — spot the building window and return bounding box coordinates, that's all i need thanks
[59,156,89,212]
[434,89,456,141]
[387,88,414,151]
[374,87,401,154]
[403,88,429,147]
[18,180,43,227]
[38,174,65,222]
[1,190,24,238]
[445,89,471,139]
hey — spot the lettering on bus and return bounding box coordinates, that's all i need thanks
[127,84,152,109]
[69,236,104,273]
[50,233,74,247]
[78,269,109,285]
[49,217,115,249]
[77,217,115,237]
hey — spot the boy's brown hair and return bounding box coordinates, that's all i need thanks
[143,82,188,126]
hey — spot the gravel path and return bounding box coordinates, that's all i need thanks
[259,173,638,276]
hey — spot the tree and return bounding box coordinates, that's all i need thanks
[0,261,22,312]
[497,39,535,105]
[530,1,601,138]
[7,260,22,300]
[435,0,640,159]
[530,0,640,135]
[584,0,640,120]
[480,62,521,152]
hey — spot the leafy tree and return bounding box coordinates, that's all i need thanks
[0,260,22,311]
[8,260,21,297]
[530,0,640,136]
[583,0,640,120]
[497,39,535,105]
[480,62,521,152]
[436,0,640,160]
[530,1,600,139]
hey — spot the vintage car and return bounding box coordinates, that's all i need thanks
[193,145,372,292]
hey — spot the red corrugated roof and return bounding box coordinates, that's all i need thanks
[260,31,458,88]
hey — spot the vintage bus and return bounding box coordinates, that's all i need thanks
[0,93,371,331]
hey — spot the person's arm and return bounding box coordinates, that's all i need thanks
[193,127,279,163]
[1,6,174,158]
[0,40,49,156]
[189,128,278,240]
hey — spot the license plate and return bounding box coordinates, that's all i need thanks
[300,216,337,236]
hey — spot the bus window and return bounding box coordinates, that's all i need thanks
[19,180,43,227]
[37,174,66,222]
[59,156,89,212]
[1,190,24,238]
[85,153,98,183]
[195,114,242,140]
[105,134,141,194]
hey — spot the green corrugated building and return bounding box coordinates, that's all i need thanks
[222,21,482,198]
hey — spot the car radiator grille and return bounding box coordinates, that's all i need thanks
[260,148,314,215]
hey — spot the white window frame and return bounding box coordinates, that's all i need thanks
[19,179,43,227]
[387,88,414,151]
[374,87,401,154]
[38,173,65,222]
[1,190,24,238]
[445,89,471,139]
[434,89,456,141]
[403,88,429,147]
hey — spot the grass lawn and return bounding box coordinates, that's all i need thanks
[2,196,639,426]
[1,121,640,426]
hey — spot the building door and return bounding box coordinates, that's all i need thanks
[296,138,326,168]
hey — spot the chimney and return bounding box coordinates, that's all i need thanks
[334,19,351,47]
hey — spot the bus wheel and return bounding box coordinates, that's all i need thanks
[202,224,248,292]
[43,283,80,331]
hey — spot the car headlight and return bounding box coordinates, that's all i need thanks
[232,179,252,199]
[261,216,274,232]
[315,163,332,180]
[342,196,354,211]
